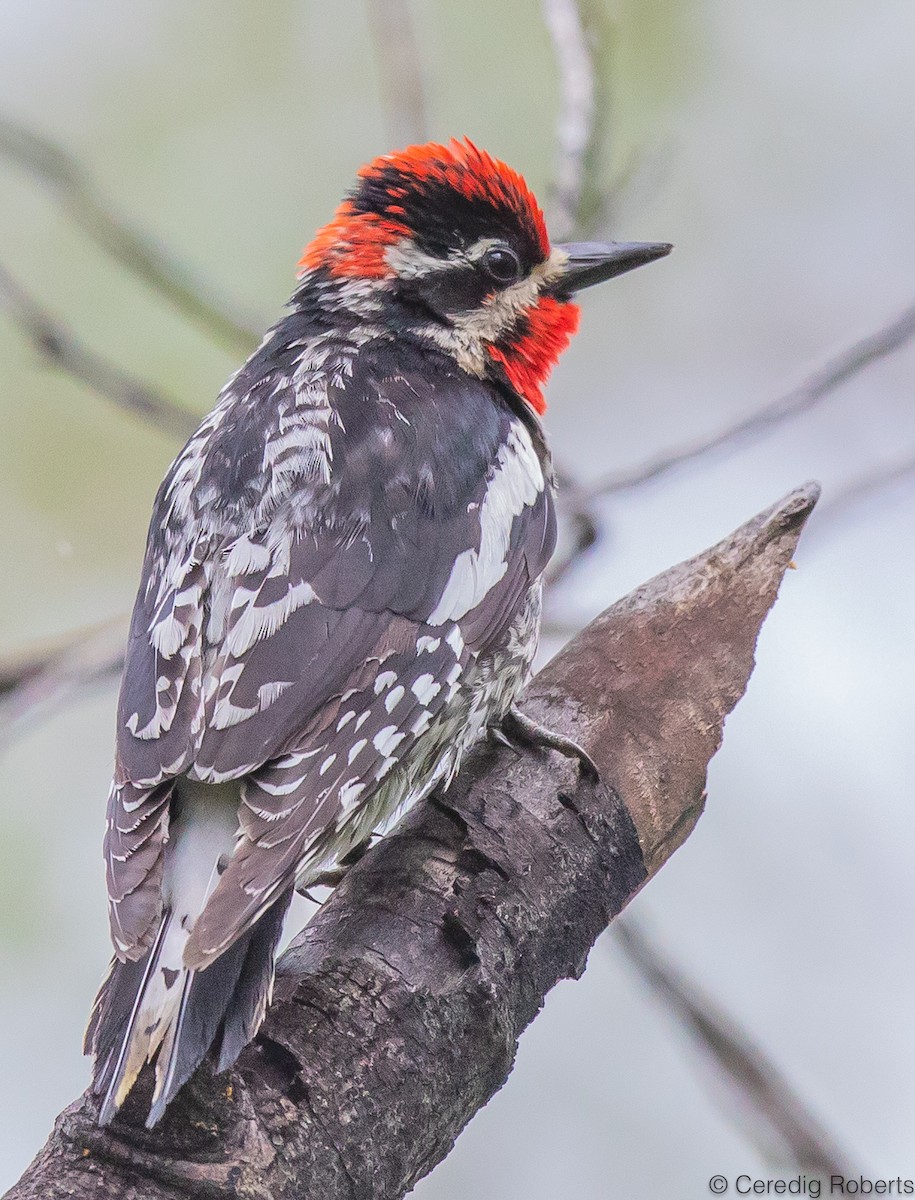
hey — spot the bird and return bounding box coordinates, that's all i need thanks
[84,137,670,1128]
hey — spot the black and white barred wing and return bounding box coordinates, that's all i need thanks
[109,370,556,969]
[104,457,215,958]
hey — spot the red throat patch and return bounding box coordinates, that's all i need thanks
[486,297,580,415]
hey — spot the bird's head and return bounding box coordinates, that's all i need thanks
[297,139,671,414]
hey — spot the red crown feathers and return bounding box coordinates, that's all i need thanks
[298,138,550,279]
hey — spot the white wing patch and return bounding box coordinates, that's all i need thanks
[429,422,543,624]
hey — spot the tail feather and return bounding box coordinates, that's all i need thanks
[96,909,185,1123]
[86,779,294,1126]
[88,890,292,1127]
[86,919,169,1101]
[85,952,147,1081]
[147,908,273,1127]
[216,891,289,1073]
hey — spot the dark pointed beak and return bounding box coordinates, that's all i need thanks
[553,240,673,293]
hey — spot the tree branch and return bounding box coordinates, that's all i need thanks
[614,919,859,1175]
[0,116,260,355]
[365,0,428,148]
[580,299,915,502]
[0,617,127,744]
[0,264,199,440]
[541,0,616,240]
[5,483,818,1200]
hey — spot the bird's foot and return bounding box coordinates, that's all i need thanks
[496,705,599,782]
[297,835,377,900]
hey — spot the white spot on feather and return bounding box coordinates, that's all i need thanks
[224,535,272,575]
[411,710,433,735]
[373,725,405,756]
[226,579,315,657]
[411,674,441,705]
[374,670,397,695]
[338,779,366,812]
[347,738,368,765]
[257,680,293,709]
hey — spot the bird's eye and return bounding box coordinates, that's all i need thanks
[480,246,522,285]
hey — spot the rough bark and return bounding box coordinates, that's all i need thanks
[5,483,819,1200]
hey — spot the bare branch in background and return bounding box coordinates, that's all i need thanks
[0,618,126,744]
[544,464,602,588]
[579,298,915,502]
[542,0,595,237]
[0,264,198,440]
[366,0,428,148]
[541,0,616,239]
[546,299,915,597]
[539,0,615,581]
[813,452,915,534]
[615,919,859,1177]
[0,622,113,700]
[0,116,260,355]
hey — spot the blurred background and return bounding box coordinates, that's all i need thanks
[2,1,914,1195]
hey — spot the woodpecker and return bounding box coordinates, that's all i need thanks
[85,138,670,1127]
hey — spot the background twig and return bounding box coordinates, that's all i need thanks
[0,619,127,745]
[544,463,602,588]
[580,298,915,502]
[366,0,428,148]
[615,919,858,1176]
[541,0,618,239]
[0,116,260,355]
[811,452,915,534]
[0,264,199,440]
[542,0,596,238]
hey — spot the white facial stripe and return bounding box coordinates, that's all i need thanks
[450,275,540,343]
[385,243,569,376]
[542,244,570,284]
[385,239,467,280]
[452,245,569,336]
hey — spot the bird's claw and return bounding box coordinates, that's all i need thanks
[296,834,378,899]
[497,706,600,782]
[488,725,515,751]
